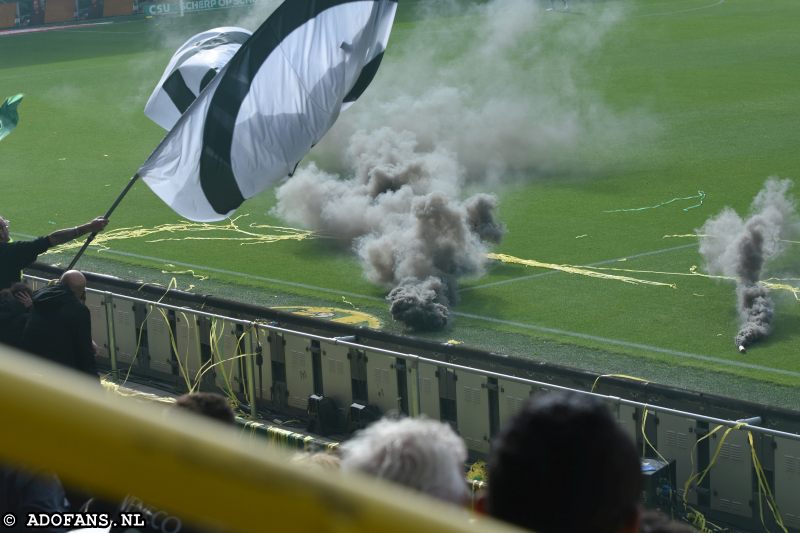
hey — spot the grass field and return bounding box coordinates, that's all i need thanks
[2,0,799,404]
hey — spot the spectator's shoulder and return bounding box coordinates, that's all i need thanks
[76,302,91,318]
[4,236,50,254]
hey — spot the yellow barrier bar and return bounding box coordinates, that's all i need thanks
[0,345,521,533]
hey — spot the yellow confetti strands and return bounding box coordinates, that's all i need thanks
[663,233,800,245]
[586,266,800,300]
[488,253,800,298]
[762,282,800,301]
[488,253,676,288]
[45,215,316,254]
[160,267,209,281]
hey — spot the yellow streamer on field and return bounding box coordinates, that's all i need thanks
[45,215,316,254]
[664,233,800,245]
[663,233,705,239]
[488,253,676,288]
[273,306,382,329]
[589,266,800,300]
[592,265,729,281]
[762,282,800,301]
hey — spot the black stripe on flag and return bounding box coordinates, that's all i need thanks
[200,68,218,92]
[163,70,195,115]
[199,0,396,216]
[343,51,385,103]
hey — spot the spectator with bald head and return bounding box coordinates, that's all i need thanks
[0,215,108,290]
[21,270,99,379]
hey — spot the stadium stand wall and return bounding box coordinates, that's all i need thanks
[44,0,73,23]
[22,269,800,532]
[103,0,132,17]
[0,2,16,27]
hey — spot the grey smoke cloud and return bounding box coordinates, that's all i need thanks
[274,0,639,329]
[315,0,639,182]
[698,178,798,350]
[275,129,504,329]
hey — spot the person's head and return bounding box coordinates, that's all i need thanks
[0,217,9,244]
[291,451,341,472]
[174,392,236,425]
[487,391,641,533]
[340,416,468,505]
[32,0,40,11]
[59,270,87,301]
[640,510,695,533]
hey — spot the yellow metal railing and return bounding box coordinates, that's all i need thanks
[0,344,521,532]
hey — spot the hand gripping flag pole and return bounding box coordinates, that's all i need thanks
[65,173,140,270]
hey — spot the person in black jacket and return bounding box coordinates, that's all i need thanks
[87,0,104,19]
[28,0,45,26]
[0,282,33,347]
[0,215,108,291]
[20,270,98,379]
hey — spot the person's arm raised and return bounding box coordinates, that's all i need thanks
[47,217,108,247]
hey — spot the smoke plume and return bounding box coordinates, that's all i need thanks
[275,130,504,330]
[274,0,639,329]
[697,178,798,350]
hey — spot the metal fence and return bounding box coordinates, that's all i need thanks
[23,274,800,532]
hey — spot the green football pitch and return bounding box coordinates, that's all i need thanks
[1,0,799,404]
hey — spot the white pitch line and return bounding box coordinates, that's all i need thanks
[0,20,112,37]
[460,242,696,293]
[21,233,798,380]
[639,0,725,17]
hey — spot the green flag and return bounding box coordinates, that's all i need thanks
[0,94,24,142]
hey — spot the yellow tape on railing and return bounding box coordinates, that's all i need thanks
[590,373,649,393]
[0,345,522,533]
[747,432,788,533]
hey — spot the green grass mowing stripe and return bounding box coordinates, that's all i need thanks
[452,310,800,380]
[2,63,120,81]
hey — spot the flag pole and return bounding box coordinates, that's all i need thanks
[65,173,141,271]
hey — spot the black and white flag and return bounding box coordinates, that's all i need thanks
[139,0,397,222]
[144,26,252,131]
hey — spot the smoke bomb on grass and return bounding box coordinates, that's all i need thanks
[388,277,450,331]
[697,178,798,351]
[275,136,505,330]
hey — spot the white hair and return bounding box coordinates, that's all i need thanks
[340,417,468,504]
